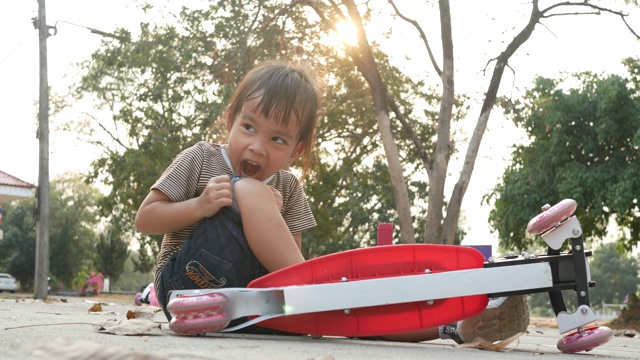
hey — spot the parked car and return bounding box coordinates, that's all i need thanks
[0,273,17,293]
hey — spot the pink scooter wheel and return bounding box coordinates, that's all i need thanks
[167,292,229,316]
[557,326,613,353]
[170,312,231,335]
[527,199,578,235]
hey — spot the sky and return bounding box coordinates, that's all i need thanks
[1,1,638,252]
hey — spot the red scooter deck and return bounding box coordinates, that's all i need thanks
[248,244,488,337]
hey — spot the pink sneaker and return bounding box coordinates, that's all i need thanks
[148,284,160,307]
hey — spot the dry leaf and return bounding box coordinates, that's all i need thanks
[458,332,523,351]
[127,307,163,320]
[94,318,160,335]
[88,303,103,312]
[126,310,136,320]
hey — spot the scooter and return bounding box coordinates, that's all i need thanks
[166,199,613,353]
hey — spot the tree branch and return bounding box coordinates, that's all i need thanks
[386,91,431,173]
[387,0,442,76]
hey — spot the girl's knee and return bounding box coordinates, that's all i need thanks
[233,178,275,209]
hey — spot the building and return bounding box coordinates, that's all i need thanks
[0,170,36,239]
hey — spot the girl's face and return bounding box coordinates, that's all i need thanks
[226,96,301,181]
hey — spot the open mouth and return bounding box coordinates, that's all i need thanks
[240,160,261,178]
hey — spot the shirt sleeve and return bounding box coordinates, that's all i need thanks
[152,143,205,202]
[282,177,317,234]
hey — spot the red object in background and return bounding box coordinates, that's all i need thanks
[377,223,393,246]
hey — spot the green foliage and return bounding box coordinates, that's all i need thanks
[71,270,95,291]
[0,199,36,290]
[487,58,640,252]
[94,233,131,287]
[0,174,104,290]
[131,243,157,275]
[115,250,155,292]
[48,173,103,286]
[529,290,578,316]
[588,243,640,305]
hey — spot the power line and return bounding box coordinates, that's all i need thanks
[0,39,25,64]
[51,20,124,41]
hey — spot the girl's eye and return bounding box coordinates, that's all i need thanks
[272,137,285,145]
[243,124,255,132]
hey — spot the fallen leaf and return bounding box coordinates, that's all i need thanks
[127,307,163,320]
[94,318,160,335]
[458,332,523,351]
[88,303,103,312]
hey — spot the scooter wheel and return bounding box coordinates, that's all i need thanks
[170,312,231,335]
[557,326,613,353]
[167,292,229,316]
[527,199,577,235]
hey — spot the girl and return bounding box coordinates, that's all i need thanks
[135,60,322,325]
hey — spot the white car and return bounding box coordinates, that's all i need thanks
[0,273,17,293]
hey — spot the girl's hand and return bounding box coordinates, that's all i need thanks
[198,175,233,218]
[269,186,283,212]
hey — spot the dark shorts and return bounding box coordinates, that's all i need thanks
[155,175,292,334]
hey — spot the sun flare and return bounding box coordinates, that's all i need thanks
[334,21,358,46]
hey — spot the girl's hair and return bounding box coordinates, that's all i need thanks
[222,60,322,182]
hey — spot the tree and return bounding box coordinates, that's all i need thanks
[297,0,639,245]
[487,58,640,252]
[0,200,36,290]
[131,242,157,277]
[48,173,103,286]
[62,1,432,258]
[62,1,639,255]
[94,232,131,291]
[0,174,104,289]
[588,243,640,305]
[114,250,156,292]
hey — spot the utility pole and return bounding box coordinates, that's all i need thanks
[34,0,51,300]
[30,3,121,300]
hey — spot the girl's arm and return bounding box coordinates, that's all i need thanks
[135,175,233,235]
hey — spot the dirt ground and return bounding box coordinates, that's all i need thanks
[21,292,640,333]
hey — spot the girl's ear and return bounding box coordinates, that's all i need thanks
[225,110,236,131]
[291,143,303,159]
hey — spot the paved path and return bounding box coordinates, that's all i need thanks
[1,294,638,359]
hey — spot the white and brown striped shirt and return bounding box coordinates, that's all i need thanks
[152,141,316,280]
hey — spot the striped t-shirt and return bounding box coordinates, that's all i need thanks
[152,141,316,281]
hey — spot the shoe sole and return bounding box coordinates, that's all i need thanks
[458,295,530,343]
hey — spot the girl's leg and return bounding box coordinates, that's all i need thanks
[155,206,264,320]
[233,177,305,271]
[155,176,303,320]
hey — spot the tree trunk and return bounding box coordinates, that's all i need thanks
[424,0,454,244]
[303,0,416,243]
[440,2,541,244]
[343,1,416,243]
